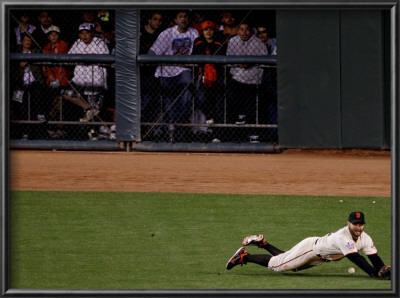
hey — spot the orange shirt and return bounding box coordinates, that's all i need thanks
[42,40,71,87]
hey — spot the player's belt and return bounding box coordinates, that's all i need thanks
[314,238,330,261]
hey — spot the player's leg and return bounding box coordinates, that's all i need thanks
[226,247,272,270]
[267,237,323,272]
[242,234,284,256]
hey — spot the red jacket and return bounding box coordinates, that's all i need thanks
[42,40,71,87]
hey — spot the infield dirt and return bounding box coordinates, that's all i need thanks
[10,149,390,197]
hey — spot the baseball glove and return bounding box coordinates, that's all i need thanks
[378,265,391,280]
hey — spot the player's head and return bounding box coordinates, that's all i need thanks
[347,211,365,239]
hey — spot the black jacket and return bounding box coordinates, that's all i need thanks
[192,34,227,77]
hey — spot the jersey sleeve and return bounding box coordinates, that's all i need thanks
[361,233,378,255]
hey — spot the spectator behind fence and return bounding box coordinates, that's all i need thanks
[42,25,71,139]
[140,11,163,55]
[31,10,54,50]
[256,24,278,140]
[42,25,70,89]
[10,33,47,139]
[192,20,227,134]
[62,23,109,125]
[148,10,199,142]
[12,11,37,50]
[82,10,97,23]
[256,25,277,55]
[80,10,115,53]
[139,11,163,125]
[219,11,238,40]
[226,22,268,142]
[94,10,116,52]
[79,10,116,129]
[191,10,206,35]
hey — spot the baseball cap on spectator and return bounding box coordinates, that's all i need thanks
[47,25,60,34]
[348,211,365,224]
[78,23,93,32]
[201,20,216,31]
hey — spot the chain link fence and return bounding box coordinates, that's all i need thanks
[10,62,116,140]
[9,9,278,145]
[10,9,116,141]
[140,64,277,144]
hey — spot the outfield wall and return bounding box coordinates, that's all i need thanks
[277,10,391,149]
[8,6,392,151]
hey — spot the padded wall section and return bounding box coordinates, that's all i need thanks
[340,10,386,148]
[276,10,342,148]
[115,10,140,141]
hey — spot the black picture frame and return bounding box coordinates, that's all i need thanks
[1,0,398,297]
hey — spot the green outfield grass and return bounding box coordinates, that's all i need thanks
[9,191,391,290]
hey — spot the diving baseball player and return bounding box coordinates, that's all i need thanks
[226,211,391,279]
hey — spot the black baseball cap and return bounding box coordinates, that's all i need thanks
[348,211,365,224]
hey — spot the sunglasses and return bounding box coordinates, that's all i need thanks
[257,30,268,34]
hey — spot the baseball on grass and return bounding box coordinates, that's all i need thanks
[348,267,355,274]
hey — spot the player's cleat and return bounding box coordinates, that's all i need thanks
[242,234,267,247]
[226,247,248,270]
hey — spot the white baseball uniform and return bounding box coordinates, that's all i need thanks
[268,226,378,272]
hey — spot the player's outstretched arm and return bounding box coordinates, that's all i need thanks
[347,253,391,280]
[346,253,380,277]
[368,254,385,271]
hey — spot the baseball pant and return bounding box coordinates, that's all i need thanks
[268,237,326,272]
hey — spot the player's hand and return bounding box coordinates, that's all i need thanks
[378,265,391,280]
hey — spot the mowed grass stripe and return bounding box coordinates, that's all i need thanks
[9,191,391,289]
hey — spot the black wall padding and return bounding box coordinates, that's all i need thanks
[276,10,342,148]
[276,10,389,149]
[115,10,140,141]
[340,10,386,148]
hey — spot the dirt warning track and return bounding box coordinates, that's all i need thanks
[10,149,391,197]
